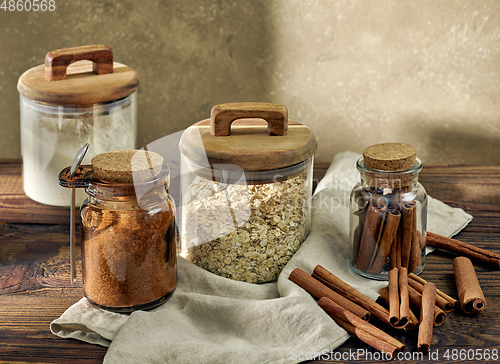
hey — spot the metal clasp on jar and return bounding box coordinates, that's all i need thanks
[59,165,94,188]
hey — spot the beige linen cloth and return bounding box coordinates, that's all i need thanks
[51,151,472,363]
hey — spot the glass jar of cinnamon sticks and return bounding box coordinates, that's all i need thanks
[349,143,427,280]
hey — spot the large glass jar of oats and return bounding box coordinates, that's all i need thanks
[179,102,317,283]
[59,150,177,312]
[18,45,138,207]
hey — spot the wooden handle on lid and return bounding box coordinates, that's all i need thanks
[44,45,113,81]
[210,102,288,136]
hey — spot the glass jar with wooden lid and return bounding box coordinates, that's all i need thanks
[349,142,428,280]
[18,45,138,207]
[179,102,317,283]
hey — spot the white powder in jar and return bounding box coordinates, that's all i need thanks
[20,94,137,207]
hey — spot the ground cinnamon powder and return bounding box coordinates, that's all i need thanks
[81,201,176,311]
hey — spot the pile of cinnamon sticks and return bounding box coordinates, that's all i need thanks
[352,188,424,275]
[289,256,487,355]
[289,266,405,356]
[378,268,453,352]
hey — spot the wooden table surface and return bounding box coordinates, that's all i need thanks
[0,160,499,363]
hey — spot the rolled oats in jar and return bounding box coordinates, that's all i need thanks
[179,102,317,283]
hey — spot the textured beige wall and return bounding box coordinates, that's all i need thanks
[1,0,499,165]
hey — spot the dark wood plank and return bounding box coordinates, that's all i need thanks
[311,165,500,363]
[0,296,107,364]
[0,161,71,225]
[0,224,81,294]
[419,165,500,211]
[1,161,500,364]
[0,222,106,363]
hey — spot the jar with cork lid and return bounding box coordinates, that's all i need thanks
[349,143,427,280]
[59,149,177,312]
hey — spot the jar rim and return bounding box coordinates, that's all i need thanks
[182,157,311,185]
[19,93,135,115]
[85,168,170,205]
[357,157,422,177]
[59,163,170,195]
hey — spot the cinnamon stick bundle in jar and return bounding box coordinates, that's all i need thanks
[349,143,427,279]
[453,257,487,315]
[355,206,387,271]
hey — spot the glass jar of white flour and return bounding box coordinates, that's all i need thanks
[17,45,138,206]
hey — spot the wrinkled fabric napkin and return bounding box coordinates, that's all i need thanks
[51,151,473,363]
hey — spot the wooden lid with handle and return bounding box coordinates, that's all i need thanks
[179,102,317,171]
[17,45,139,105]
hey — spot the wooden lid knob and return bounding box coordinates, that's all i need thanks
[363,143,417,171]
[92,150,164,184]
[179,102,317,171]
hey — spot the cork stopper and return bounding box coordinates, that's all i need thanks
[363,143,417,171]
[92,150,164,183]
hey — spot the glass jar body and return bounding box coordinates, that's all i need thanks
[80,180,176,312]
[20,93,137,207]
[180,157,314,283]
[349,158,427,280]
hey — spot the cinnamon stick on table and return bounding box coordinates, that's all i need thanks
[408,273,458,312]
[388,268,400,327]
[288,268,370,321]
[407,274,456,313]
[379,287,419,334]
[312,265,391,327]
[407,286,446,327]
[427,232,500,270]
[398,267,410,329]
[417,282,437,353]
[453,257,487,315]
[318,297,405,356]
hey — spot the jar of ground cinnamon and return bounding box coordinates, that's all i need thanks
[60,149,177,312]
[349,143,428,280]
